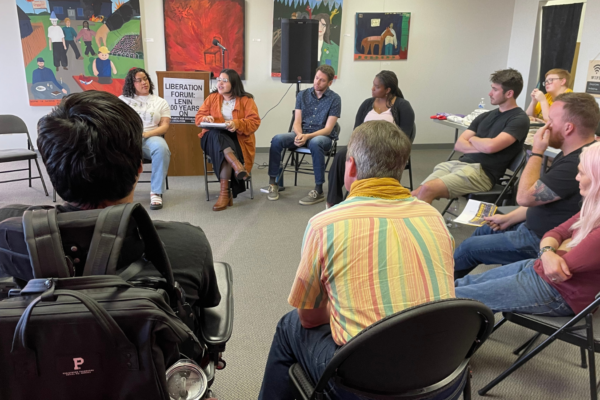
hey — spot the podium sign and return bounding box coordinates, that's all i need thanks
[163,78,204,124]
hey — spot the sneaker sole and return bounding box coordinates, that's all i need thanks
[267,194,279,201]
[299,197,325,205]
[261,186,285,193]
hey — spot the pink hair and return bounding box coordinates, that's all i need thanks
[568,142,600,247]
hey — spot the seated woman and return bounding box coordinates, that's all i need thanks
[119,68,171,210]
[525,68,572,123]
[455,142,600,317]
[326,70,415,207]
[195,69,260,211]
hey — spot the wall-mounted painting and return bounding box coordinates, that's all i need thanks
[354,12,410,61]
[164,0,245,79]
[271,0,343,77]
[15,0,144,106]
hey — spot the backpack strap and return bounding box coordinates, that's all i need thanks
[22,208,71,279]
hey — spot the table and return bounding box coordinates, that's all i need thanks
[431,119,468,161]
[30,81,70,100]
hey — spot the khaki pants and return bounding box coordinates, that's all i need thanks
[421,161,493,199]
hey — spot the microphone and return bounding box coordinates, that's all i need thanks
[212,38,227,51]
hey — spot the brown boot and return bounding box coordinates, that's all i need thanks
[224,151,248,180]
[213,179,232,211]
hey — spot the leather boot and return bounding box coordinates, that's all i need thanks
[213,179,232,211]
[224,151,248,180]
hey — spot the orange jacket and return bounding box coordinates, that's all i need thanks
[195,93,260,173]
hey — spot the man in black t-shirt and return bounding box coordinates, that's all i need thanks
[413,69,530,204]
[454,92,600,279]
[0,91,220,310]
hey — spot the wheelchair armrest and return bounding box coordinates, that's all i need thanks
[201,262,234,349]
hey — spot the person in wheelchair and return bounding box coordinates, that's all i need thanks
[0,91,220,315]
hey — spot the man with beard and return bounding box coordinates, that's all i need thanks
[412,69,530,204]
[453,92,599,279]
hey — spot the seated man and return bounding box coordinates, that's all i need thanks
[264,65,341,205]
[0,91,220,312]
[259,121,456,399]
[454,92,600,279]
[412,68,530,204]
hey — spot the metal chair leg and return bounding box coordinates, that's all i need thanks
[204,153,210,201]
[441,198,457,216]
[585,314,598,400]
[28,159,32,187]
[166,175,169,190]
[249,176,254,199]
[581,347,588,369]
[33,159,49,196]
[53,188,57,203]
[407,158,413,191]
[492,317,507,332]
[514,333,542,361]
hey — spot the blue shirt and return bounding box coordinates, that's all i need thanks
[62,26,78,41]
[96,58,111,77]
[31,67,63,90]
[295,87,341,138]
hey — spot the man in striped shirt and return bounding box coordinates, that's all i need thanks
[259,121,456,399]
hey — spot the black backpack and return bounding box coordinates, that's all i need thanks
[0,204,202,399]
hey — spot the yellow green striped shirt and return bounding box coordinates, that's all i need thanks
[288,196,456,345]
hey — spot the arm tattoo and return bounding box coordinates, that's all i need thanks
[532,180,560,203]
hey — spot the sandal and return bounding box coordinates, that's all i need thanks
[150,193,163,210]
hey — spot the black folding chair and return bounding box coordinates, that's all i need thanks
[479,293,600,399]
[0,115,48,196]
[203,152,253,201]
[290,298,494,400]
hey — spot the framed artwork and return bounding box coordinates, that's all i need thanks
[163,0,246,79]
[354,12,411,61]
[271,0,343,77]
[15,0,144,106]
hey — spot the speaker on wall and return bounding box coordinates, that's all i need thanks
[280,19,319,84]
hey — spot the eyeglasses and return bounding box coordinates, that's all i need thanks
[134,77,149,83]
[544,77,561,85]
[216,78,229,83]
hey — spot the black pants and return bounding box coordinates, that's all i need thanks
[201,129,246,197]
[327,148,347,206]
[65,40,81,59]
[83,41,96,56]
[52,42,67,68]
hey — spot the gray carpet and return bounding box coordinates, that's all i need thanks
[0,149,592,399]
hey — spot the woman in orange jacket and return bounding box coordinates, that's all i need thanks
[195,69,260,211]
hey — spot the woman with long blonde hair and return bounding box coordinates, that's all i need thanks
[455,142,600,316]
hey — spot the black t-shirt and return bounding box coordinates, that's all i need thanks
[0,204,220,308]
[459,107,529,183]
[525,144,591,238]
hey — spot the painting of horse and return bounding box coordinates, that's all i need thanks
[354,12,410,61]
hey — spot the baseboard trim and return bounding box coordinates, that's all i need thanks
[255,143,454,153]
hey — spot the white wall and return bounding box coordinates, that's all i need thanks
[573,0,600,96]
[1,0,517,149]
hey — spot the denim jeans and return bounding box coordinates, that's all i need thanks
[455,259,574,316]
[258,311,465,400]
[268,132,332,185]
[142,136,170,195]
[453,222,541,279]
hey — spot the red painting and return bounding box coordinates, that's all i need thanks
[163,0,245,79]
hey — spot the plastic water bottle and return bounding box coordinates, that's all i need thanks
[478,98,486,109]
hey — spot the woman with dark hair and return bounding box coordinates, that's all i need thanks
[327,70,415,207]
[312,13,339,75]
[195,69,261,211]
[119,67,171,210]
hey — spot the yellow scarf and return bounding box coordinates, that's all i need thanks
[347,177,411,200]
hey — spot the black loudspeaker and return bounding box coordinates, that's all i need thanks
[281,19,319,84]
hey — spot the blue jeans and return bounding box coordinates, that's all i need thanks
[454,222,541,278]
[142,136,170,195]
[455,259,574,316]
[259,311,465,400]
[268,132,332,185]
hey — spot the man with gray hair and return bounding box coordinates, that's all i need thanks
[259,120,457,399]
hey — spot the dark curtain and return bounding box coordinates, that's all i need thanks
[539,3,583,88]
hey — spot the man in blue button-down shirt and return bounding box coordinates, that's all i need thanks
[265,65,341,205]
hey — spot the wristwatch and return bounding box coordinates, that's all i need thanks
[538,246,556,258]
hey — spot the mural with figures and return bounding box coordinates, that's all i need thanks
[163,0,246,79]
[15,0,144,106]
[354,12,410,61]
[271,0,343,77]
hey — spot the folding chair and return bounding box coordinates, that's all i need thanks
[0,115,48,197]
[479,293,600,399]
[442,148,526,218]
[203,152,253,201]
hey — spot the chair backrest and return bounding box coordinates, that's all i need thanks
[0,115,34,149]
[315,298,494,398]
[508,149,526,174]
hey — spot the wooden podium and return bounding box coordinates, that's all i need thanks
[157,71,210,176]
